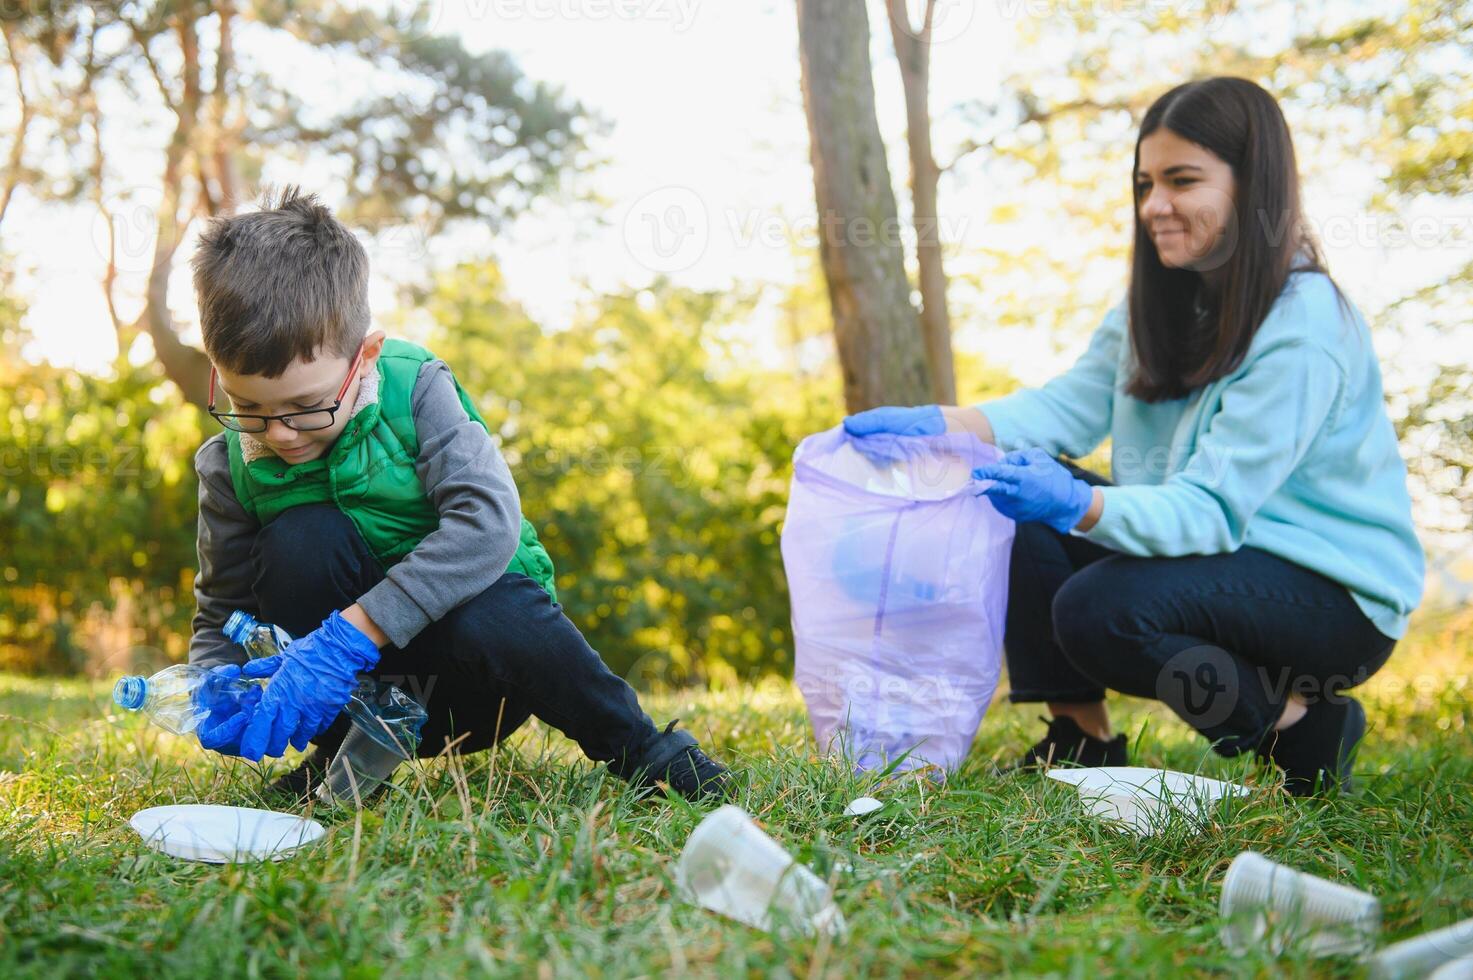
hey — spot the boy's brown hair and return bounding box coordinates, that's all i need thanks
[192,186,370,377]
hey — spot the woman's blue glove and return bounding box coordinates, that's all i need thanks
[237,611,381,762]
[973,448,1096,534]
[194,663,262,757]
[842,405,945,438]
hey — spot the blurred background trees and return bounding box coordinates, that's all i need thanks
[424,266,840,681]
[866,0,1473,536]
[1,0,1467,676]
[0,0,592,407]
[0,285,203,673]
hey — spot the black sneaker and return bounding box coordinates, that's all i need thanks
[1008,715,1128,772]
[266,751,329,803]
[620,721,731,800]
[1256,695,1365,796]
[269,748,396,807]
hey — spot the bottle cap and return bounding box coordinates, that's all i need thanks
[223,610,255,645]
[113,676,146,711]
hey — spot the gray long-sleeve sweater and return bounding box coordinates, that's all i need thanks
[188,359,523,668]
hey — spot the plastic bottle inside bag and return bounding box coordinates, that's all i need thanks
[784,425,1015,773]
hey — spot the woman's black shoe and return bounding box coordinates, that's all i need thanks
[1009,715,1128,772]
[1256,695,1366,796]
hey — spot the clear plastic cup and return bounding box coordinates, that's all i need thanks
[675,805,847,938]
[1368,918,1473,978]
[1220,851,1380,956]
[315,680,426,808]
[317,718,414,807]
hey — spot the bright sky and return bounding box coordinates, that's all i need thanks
[4,0,1465,390]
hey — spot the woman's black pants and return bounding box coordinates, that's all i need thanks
[1003,465,1396,756]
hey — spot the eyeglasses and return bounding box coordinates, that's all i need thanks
[207,349,364,434]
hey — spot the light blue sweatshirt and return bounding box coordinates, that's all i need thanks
[980,271,1424,639]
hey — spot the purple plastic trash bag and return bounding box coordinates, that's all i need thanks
[782,425,1014,773]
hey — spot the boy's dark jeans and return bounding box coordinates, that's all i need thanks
[249,504,659,768]
[1004,463,1397,756]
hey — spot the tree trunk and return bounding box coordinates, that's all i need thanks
[132,7,211,410]
[0,23,32,233]
[202,0,241,216]
[795,0,932,412]
[886,0,956,404]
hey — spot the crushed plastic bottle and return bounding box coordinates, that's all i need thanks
[112,665,262,736]
[317,678,429,805]
[133,611,424,775]
[223,610,292,660]
[223,613,373,692]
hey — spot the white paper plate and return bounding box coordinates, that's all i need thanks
[1046,766,1250,837]
[129,804,326,863]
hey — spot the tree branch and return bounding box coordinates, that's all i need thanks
[942,95,1135,172]
[80,27,125,336]
[127,17,178,114]
[209,0,241,213]
[134,5,211,408]
[885,0,955,403]
[0,23,33,233]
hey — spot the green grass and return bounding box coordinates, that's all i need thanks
[2,611,1471,977]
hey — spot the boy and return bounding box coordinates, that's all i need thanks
[185,187,728,801]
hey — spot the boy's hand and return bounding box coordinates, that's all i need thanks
[237,611,381,762]
[340,603,390,648]
[194,663,262,757]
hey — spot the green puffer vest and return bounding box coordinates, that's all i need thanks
[224,339,556,601]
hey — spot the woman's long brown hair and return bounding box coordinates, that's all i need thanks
[1127,77,1336,402]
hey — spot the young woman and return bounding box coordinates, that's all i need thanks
[845,77,1423,795]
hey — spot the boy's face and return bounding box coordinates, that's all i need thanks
[214,330,384,464]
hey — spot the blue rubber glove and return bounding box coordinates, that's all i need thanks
[842,405,945,439]
[194,663,262,757]
[237,611,381,762]
[973,448,1096,534]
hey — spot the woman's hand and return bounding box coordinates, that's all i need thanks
[842,405,944,438]
[843,405,996,443]
[940,406,995,443]
[973,448,1100,533]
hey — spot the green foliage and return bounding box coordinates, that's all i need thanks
[945,0,1472,530]
[249,0,599,232]
[0,320,206,674]
[6,0,597,233]
[4,253,988,683]
[421,265,841,682]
